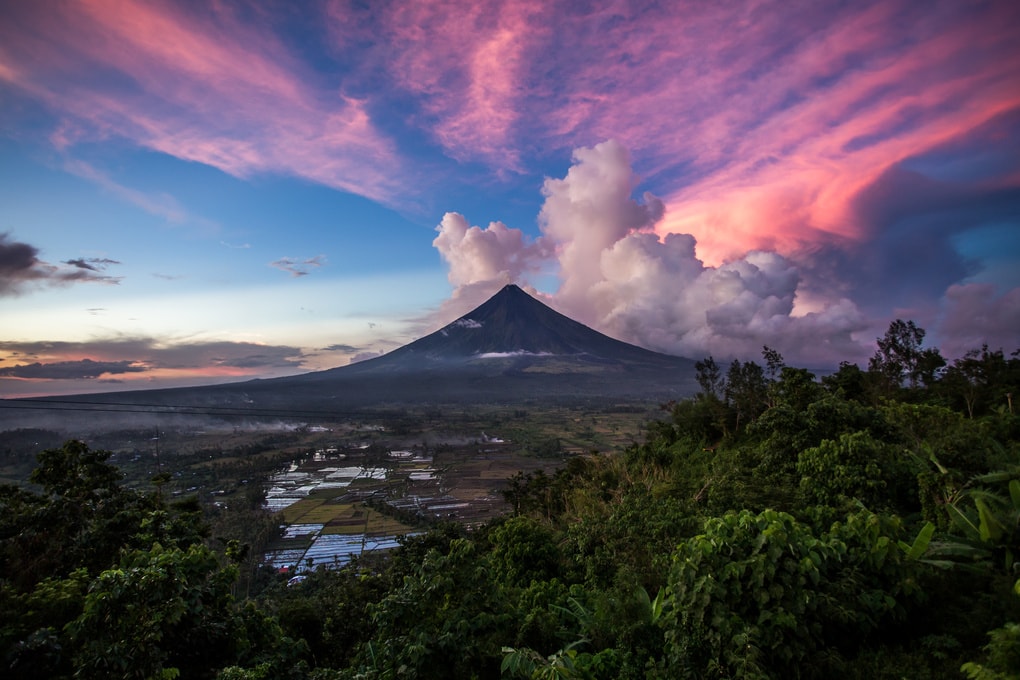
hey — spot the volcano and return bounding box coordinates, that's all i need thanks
[334,284,683,369]
[258,284,697,404]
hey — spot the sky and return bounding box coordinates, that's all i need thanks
[1,0,1019,398]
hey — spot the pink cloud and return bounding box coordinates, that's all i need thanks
[429,140,873,365]
[429,211,549,324]
[332,0,547,169]
[544,0,1020,264]
[317,0,1020,271]
[538,140,664,313]
[433,212,544,287]
[0,0,402,202]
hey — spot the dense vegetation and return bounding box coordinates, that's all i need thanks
[2,320,1019,679]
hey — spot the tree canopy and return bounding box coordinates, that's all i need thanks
[1,321,1018,679]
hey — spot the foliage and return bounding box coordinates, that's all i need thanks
[796,431,915,512]
[0,441,295,679]
[67,543,240,679]
[1,322,1018,679]
[489,516,562,587]
[662,509,917,678]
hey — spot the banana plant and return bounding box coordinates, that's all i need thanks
[905,468,1020,573]
[500,639,591,679]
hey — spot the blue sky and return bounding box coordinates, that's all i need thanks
[1,0,1018,397]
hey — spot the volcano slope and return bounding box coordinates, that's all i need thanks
[255,284,698,407]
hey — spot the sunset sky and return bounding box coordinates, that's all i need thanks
[1,0,1019,398]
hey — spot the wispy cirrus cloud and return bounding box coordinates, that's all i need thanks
[325,0,1020,269]
[0,0,403,203]
[337,0,546,169]
[269,255,326,277]
[61,158,198,226]
[0,233,121,295]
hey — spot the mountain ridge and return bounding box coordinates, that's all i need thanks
[10,285,698,420]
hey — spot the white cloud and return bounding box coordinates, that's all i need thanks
[430,140,875,365]
[433,212,544,288]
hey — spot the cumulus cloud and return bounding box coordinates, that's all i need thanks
[430,140,872,365]
[0,232,121,295]
[431,211,549,317]
[270,255,326,277]
[937,284,1020,359]
[433,213,545,288]
[540,140,665,309]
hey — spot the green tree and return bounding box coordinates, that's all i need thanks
[821,361,869,402]
[663,509,917,678]
[354,538,513,678]
[942,345,1017,419]
[695,357,724,400]
[68,543,243,679]
[1,441,294,679]
[796,431,914,512]
[489,516,562,587]
[725,360,767,432]
[869,319,943,392]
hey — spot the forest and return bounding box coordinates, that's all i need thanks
[1,320,1019,679]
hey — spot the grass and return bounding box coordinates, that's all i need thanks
[295,502,353,524]
[321,505,412,535]
[281,498,325,523]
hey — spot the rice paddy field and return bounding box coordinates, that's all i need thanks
[260,441,563,571]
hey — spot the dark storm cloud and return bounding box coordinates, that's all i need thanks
[0,338,307,383]
[321,344,362,353]
[0,232,121,294]
[0,358,146,380]
[938,284,1020,359]
[63,257,121,272]
[802,110,1020,319]
[151,341,305,370]
[833,164,1020,314]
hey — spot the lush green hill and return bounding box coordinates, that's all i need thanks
[2,322,1018,679]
